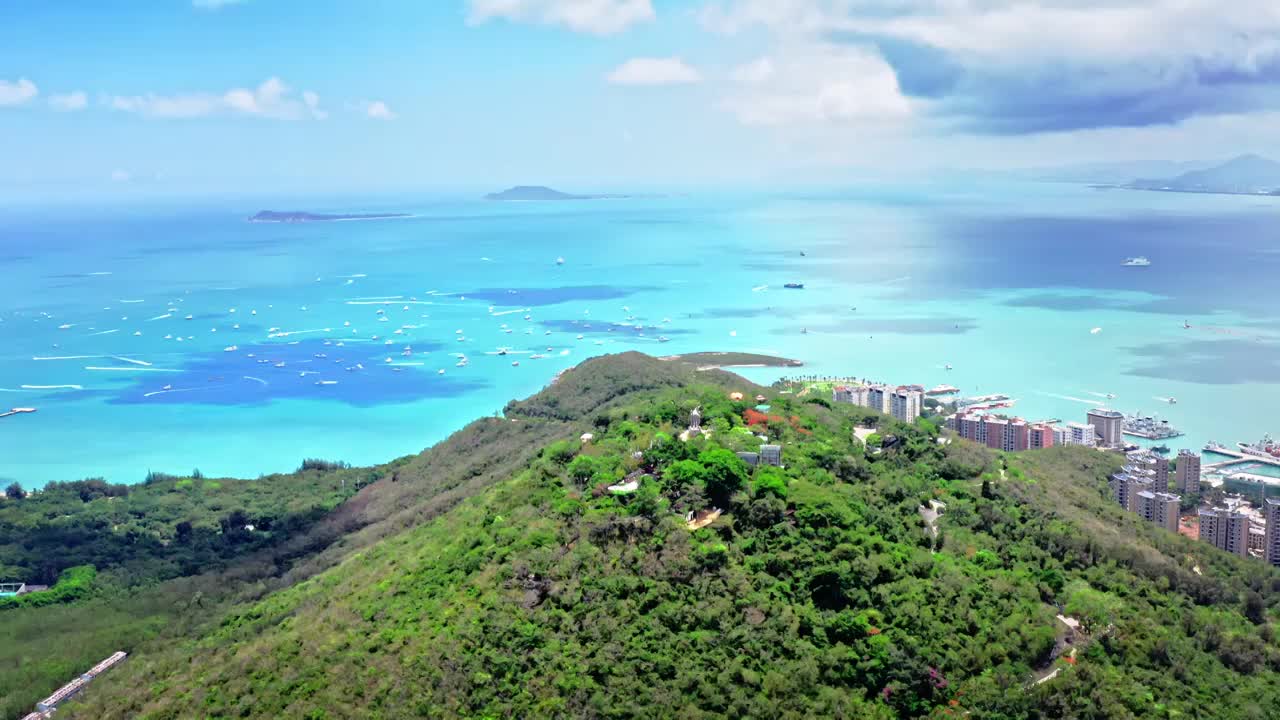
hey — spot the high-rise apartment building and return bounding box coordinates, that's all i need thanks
[1087,409,1124,448]
[1175,450,1201,494]
[1199,507,1250,557]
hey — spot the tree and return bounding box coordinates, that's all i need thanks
[698,448,749,501]
[662,459,706,494]
[754,466,788,500]
[566,455,602,486]
[4,482,23,500]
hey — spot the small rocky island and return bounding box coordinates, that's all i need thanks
[484,185,629,201]
[248,210,412,223]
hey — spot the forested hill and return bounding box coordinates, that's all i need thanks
[9,353,1280,719]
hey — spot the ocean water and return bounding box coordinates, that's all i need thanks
[3,182,1279,486]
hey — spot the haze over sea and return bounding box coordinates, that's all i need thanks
[3,180,1278,486]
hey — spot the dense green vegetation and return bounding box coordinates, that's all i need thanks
[0,466,365,588]
[4,353,1280,719]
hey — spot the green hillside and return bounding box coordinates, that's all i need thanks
[6,353,1280,719]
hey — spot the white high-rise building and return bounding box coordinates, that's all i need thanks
[889,386,923,423]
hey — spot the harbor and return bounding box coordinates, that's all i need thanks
[1203,440,1280,486]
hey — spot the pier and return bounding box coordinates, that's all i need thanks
[1204,446,1280,473]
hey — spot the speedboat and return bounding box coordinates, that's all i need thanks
[1167,397,1177,404]
[1122,256,1151,267]
[555,257,565,265]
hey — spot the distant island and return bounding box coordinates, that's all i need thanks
[247,210,412,223]
[484,185,630,201]
[661,351,804,370]
[1119,154,1280,197]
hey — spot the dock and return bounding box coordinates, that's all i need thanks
[1204,445,1280,473]
[0,407,36,419]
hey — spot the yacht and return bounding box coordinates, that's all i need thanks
[1122,256,1151,267]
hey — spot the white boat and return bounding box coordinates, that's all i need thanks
[223,345,238,352]
[556,257,565,265]
[1122,256,1151,267]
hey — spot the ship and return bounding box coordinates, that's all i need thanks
[1239,434,1280,459]
[783,283,804,289]
[1122,256,1151,267]
[925,384,960,396]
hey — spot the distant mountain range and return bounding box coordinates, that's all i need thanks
[248,210,411,223]
[1008,159,1213,184]
[1125,154,1280,196]
[484,185,630,201]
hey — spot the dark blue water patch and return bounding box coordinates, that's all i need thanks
[105,338,483,407]
[1002,291,1208,317]
[924,211,1280,317]
[771,317,978,335]
[686,304,851,320]
[540,318,695,338]
[1125,338,1280,385]
[462,285,654,306]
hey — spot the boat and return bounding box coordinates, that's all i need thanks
[556,257,565,265]
[1121,256,1151,267]
[1152,444,1170,454]
[658,336,670,343]
[944,364,953,371]
[511,361,520,366]
[1239,434,1280,459]
[783,283,804,289]
[1167,397,1177,404]
[926,384,959,396]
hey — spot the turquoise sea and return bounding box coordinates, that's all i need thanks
[3,181,1279,486]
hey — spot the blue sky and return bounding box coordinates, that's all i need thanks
[3,0,1280,198]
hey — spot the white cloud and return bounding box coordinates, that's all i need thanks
[49,91,88,112]
[110,169,131,183]
[192,0,247,9]
[108,77,326,120]
[607,57,701,86]
[731,57,775,85]
[700,1,1280,133]
[722,44,912,127]
[363,100,397,120]
[0,78,38,107]
[468,0,654,35]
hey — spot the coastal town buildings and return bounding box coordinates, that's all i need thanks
[1054,422,1097,447]
[866,385,889,414]
[1028,424,1055,449]
[1199,507,1250,557]
[832,382,923,423]
[946,412,1055,453]
[889,386,924,424]
[1110,471,1155,513]
[1135,490,1181,532]
[1175,450,1201,494]
[1264,498,1280,567]
[1087,409,1125,448]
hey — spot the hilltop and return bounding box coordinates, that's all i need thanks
[4,353,1279,719]
[1127,154,1280,196]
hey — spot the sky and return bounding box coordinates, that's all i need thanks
[3,0,1280,199]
